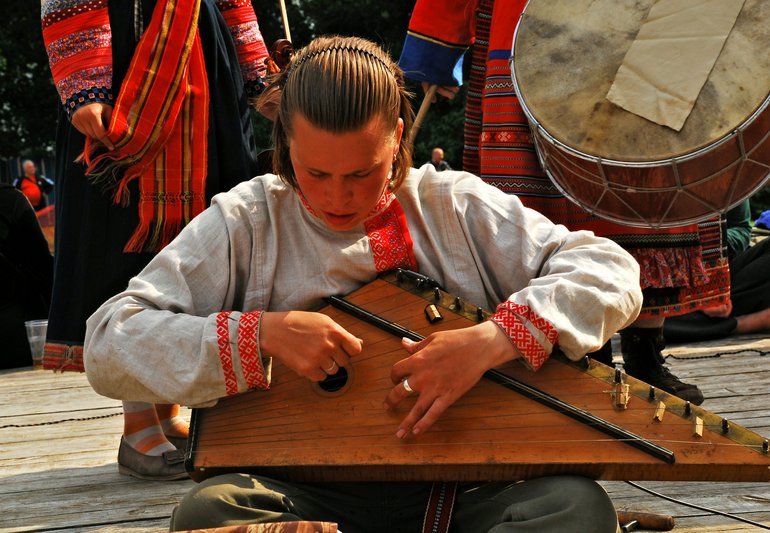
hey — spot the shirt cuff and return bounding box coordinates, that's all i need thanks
[64,86,114,120]
[490,302,559,371]
[397,32,466,86]
[216,310,269,395]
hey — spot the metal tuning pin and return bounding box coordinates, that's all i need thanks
[424,304,443,324]
[683,401,691,417]
[433,287,441,301]
[454,296,462,309]
[721,418,730,434]
[648,385,656,401]
[476,306,484,322]
[762,440,769,453]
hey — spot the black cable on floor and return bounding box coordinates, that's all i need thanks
[625,480,770,530]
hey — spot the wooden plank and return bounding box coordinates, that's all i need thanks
[2,330,770,532]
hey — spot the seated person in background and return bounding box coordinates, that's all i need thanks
[665,201,770,342]
[0,183,53,368]
[84,35,642,533]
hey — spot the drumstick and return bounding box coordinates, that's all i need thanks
[409,84,438,142]
[617,511,675,531]
[278,0,292,42]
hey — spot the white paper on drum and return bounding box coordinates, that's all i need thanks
[607,0,745,131]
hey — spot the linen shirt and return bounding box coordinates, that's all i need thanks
[84,167,642,406]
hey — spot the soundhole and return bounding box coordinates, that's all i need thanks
[315,366,350,395]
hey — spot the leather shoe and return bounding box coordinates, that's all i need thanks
[166,435,189,454]
[117,438,189,480]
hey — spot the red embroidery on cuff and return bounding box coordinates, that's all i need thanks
[216,311,239,395]
[491,302,559,371]
[238,310,268,390]
[365,197,418,273]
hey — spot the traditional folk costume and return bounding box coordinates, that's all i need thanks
[399,0,730,403]
[0,185,54,369]
[41,0,269,371]
[85,167,640,531]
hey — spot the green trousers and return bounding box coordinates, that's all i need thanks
[170,474,618,532]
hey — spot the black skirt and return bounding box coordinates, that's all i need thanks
[44,0,259,369]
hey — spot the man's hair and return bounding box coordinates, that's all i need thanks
[259,36,414,190]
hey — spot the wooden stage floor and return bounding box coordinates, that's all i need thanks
[1,334,769,532]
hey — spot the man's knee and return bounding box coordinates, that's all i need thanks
[171,474,290,531]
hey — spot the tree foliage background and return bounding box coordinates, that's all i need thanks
[3,0,768,215]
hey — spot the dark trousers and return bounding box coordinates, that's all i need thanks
[170,474,619,533]
[664,236,770,342]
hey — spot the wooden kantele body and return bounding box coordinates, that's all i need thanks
[187,272,770,482]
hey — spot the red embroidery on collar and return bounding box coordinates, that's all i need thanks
[364,196,418,273]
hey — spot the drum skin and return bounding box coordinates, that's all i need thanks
[511,0,770,227]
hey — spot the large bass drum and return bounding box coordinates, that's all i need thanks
[511,0,770,228]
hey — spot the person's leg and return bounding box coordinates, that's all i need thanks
[620,318,704,405]
[155,403,189,450]
[450,476,618,533]
[170,474,431,532]
[118,401,187,480]
[451,476,618,533]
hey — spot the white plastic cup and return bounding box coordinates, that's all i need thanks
[24,319,48,369]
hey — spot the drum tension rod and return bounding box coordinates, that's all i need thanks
[326,295,676,465]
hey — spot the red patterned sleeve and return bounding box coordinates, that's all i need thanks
[41,0,113,119]
[490,301,559,371]
[216,310,269,396]
[215,0,270,98]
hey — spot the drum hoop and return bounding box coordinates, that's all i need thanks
[510,10,770,170]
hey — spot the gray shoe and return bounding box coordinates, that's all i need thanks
[117,437,189,481]
[166,435,189,454]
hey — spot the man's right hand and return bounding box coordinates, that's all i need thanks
[71,103,115,150]
[259,311,364,382]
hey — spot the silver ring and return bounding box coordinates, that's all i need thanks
[324,361,338,373]
[403,378,414,394]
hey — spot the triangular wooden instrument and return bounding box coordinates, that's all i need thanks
[188,271,770,483]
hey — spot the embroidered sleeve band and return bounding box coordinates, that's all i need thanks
[42,0,113,112]
[491,302,559,371]
[216,0,269,96]
[216,310,269,396]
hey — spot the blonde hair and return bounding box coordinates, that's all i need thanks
[258,35,414,190]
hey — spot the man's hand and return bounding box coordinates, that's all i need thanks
[422,81,459,102]
[384,320,519,438]
[71,103,115,150]
[259,311,364,382]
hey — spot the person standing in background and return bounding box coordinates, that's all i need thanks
[398,0,730,406]
[426,146,452,171]
[14,160,53,211]
[40,0,269,480]
[0,183,53,369]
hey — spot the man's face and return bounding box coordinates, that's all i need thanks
[23,162,36,176]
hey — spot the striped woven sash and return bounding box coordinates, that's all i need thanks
[84,0,208,252]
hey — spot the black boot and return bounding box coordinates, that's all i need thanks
[620,327,704,405]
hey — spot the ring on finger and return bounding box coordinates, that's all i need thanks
[403,378,414,394]
[324,361,338,373]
